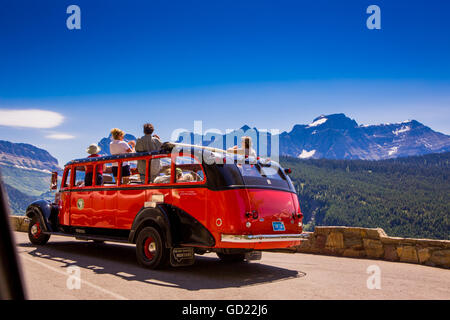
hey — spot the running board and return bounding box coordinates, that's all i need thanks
[43,231,130,243]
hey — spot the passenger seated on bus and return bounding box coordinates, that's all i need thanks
[153,168,170,184]
[110,128,135,184]
[177,171,194,182]
[76,181,85,187]
[227,136,257,158]
[154,168,182,184]
[84,144,104,186]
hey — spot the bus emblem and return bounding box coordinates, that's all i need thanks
[76,199,84,210]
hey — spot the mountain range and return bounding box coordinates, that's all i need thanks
[0,140,60,172]
[0,140,59,215]
[169,113,450,160]
[279,114,450,160]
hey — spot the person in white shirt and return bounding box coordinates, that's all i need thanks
[110,128,135,184]
[227,136,257,158]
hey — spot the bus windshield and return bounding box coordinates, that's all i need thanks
[238,163,293,191]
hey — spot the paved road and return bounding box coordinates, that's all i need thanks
[14,232,450,300]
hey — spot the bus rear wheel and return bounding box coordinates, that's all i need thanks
[136,226,169,269]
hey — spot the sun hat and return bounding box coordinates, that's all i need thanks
[86,144,101,155]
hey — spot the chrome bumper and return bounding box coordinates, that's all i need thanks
[221,233,309,243]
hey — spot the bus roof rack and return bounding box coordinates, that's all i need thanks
[66,143,269,166]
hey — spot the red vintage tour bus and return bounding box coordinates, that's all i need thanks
[26,144,306,269]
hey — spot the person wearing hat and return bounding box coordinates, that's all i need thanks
[84,144,104,186]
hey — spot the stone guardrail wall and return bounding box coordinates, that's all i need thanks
[295,226,450,269]
[9,216,450,268]
[10,215,30,233]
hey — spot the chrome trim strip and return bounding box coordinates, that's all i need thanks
[221,233,309,243]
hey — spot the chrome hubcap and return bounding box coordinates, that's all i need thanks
[144,236,157,260]
[31,224,38,236]
[148,242,156,255]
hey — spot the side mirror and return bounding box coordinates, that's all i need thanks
[50,172,58,190]
[284,168,292,175]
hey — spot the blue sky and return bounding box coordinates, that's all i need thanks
[0,0,449,165]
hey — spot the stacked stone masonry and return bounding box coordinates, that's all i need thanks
[296,226,450,269]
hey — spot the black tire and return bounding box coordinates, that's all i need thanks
[216,253,246,263]
[136,226,170,269]
[28,216,50,245]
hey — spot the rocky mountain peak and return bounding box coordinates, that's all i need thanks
[0,140,60,172]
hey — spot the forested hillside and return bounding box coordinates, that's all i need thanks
[0,164,54,215]
[280,152,449,240]
[3,183,38,214]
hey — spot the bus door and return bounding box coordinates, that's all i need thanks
[69,165,93,227]
[58,167,72,226]
[145,155,173,211]
[170,154,208,244]
[91,162,116,229]
[115,159,146,229]
[70,164,115,229]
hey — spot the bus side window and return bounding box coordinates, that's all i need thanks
[93,163,105,186]
[62,168,71,189]
[152,157,172,184]
[148,158,160,183]
[175,156,205,183]
[127,160,140,184]
[74,166,86,188]
[103,163,116,185]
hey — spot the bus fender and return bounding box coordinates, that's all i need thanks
[128,205,173,247]
[26,200,56,232]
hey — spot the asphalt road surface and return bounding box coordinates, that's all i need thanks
[14,232,450,300]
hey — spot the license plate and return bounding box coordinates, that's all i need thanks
[170,247,195,267]
[272,221,285,231]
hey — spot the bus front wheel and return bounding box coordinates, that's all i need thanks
[28,216,50,245]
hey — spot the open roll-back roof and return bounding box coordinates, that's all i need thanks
[65,143,270,167]
[66,150,166,166]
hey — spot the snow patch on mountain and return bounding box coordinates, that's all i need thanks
[393,126,411,136]
[307,117,327,128]
[298,149,316,159]
[12,165,52,174]
[388,146,399,156]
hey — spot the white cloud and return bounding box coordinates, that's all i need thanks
[0,109,64,128]
[46,133,75,140]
